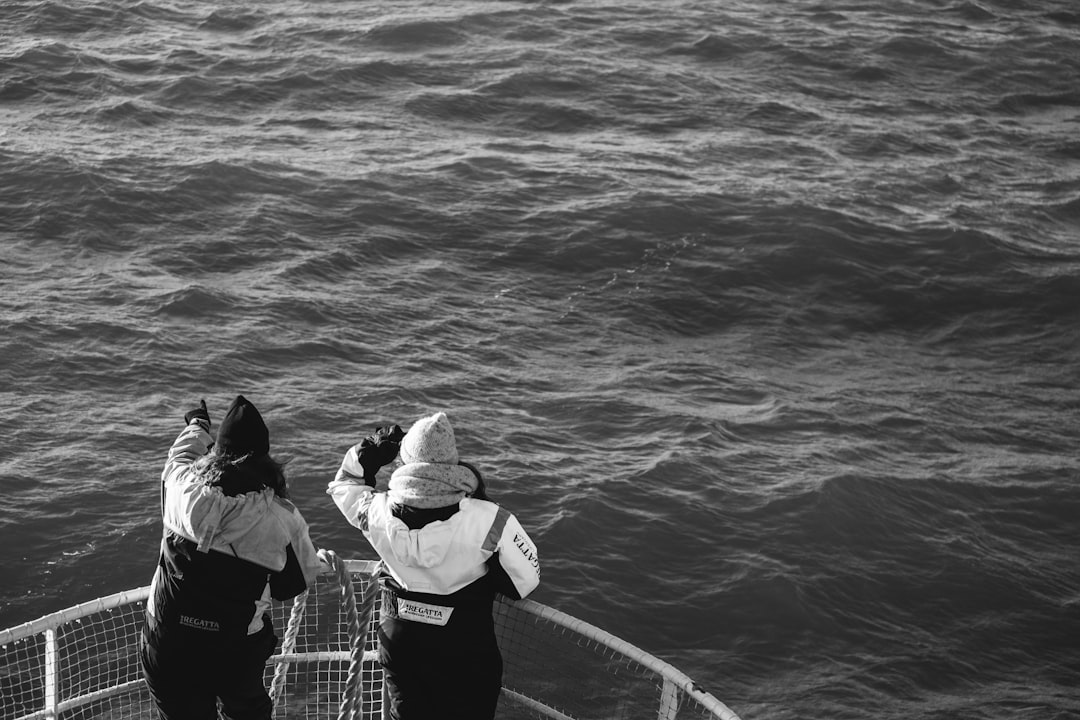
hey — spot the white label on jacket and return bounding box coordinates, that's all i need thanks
[397,599,453,626]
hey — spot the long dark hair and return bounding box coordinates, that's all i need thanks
[194,449,289,499]
[459,460,490,501]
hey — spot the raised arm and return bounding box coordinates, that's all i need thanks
[160,403,266,551]
[326,426,404,531]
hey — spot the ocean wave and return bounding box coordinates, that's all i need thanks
[945,1,1000,22]
[149,285,236,318]
[197,7,267,33]
[166,159,313,203]
[10,0,125,35]
[1044,9,1080,25]
[996,90,1080,114]
[668,32,777,61]
[404,89,604,134]
[3,1,1080,717]
[93,98,174,126]
[364,18,470,50]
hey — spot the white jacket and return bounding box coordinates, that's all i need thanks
[327,448,540,599]
[161,423,322,578]
[149,422,323,635]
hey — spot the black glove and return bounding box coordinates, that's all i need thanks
[355,425,404,485]
[184,399,211,431]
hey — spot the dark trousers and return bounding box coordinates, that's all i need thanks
[379,619,503,720]
[139,616,278,720]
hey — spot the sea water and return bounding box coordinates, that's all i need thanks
[1,1,1078,718]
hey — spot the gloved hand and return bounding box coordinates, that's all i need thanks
[184,399,211,432]
[355,424,404,485]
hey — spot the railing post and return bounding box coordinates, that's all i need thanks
[44,628,58,720]
[658,677,678,720]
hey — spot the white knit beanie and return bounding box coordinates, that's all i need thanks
[399,411,459,465]
[389,412,478,509]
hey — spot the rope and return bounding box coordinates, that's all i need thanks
[269,586,309,709]
[319,549,382,720]
[266,549,382,720]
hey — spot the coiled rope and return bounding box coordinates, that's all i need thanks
[269,550,382,720]
[323,549,383,720]
[269,583,309,708]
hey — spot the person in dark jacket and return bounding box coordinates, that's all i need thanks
[140,395,324,720]
[327,411,541,720]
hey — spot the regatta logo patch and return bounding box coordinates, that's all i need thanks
[179,615,220,631]
[397,599,453,626]
[513,532,540,574]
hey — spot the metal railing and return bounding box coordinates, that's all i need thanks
[1,559,742,720]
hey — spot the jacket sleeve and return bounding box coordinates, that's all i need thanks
[270,509,325,600]
[490,510,540,599]
[326,445,377,534]
[160,421,220,547]
[162,420,212,488]
[290,507,325,587]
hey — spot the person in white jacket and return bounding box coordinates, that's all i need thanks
[327,411,540,720]
[140,395,324,720]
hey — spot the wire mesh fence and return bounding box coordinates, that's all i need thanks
[1,560,740,720]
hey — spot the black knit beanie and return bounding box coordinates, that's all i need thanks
[215,395,270,457]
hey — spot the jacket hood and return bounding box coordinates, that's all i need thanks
[385,516,457,568]
[202,485,277,546]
